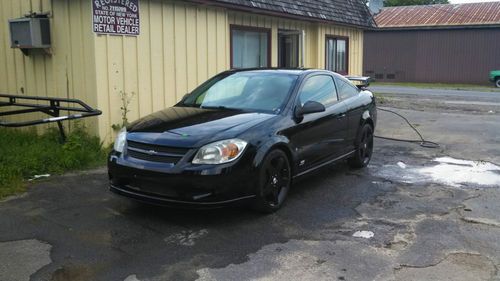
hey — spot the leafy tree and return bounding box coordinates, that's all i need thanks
[384,0,449,6]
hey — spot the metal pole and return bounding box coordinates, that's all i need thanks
[57,121,66,143]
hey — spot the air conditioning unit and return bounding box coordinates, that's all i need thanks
[9,16,51,55]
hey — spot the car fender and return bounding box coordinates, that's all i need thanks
[352,105,376,146]
[252,136,296,171]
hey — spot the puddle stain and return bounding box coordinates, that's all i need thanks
[375,157,500,188]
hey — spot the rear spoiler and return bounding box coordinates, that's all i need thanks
[344,76,372,89]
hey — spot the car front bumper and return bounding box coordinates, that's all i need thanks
[107,151,258,208]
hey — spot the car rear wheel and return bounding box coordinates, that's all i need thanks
[495,78,500,88]
[348,123,374,169]
[252,149,291,213]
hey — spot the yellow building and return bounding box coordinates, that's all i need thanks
[0,0,375,142]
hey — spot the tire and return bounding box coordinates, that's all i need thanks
[252,149,291,213]
[348,123,374,169]
[495,78,500,88]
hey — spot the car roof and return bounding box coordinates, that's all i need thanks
[227,68,333,76]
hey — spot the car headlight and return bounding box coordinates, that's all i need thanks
[113,127,127,153]
[192,139,247,164]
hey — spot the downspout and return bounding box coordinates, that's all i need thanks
[301,30,306,68]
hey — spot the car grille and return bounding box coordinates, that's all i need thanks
[126,140,189,164]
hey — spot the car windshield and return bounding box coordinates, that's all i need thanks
[181,72,298,114]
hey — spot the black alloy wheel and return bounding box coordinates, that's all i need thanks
[349,124,374,169]
[253,149,291,213]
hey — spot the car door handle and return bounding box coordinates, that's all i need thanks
[336,113,346,119]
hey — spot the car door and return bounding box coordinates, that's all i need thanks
[335,76,365,150]
[284,74,349,172]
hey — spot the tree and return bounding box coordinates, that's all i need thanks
[384,0,449,7]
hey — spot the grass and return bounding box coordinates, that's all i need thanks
[370,82,500,92]
[0,125,108,199]
[373,92,389,105]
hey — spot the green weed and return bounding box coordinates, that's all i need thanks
[0,124,108,199]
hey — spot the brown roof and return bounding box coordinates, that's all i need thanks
[375,1,500,28]
[193,0,376,28]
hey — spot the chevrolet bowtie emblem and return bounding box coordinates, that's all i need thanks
[147,150,157,155]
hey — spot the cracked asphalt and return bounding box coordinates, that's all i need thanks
[1,88,499,281]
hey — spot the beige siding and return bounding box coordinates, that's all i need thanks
[318,24,364,76]
[0,0,97,133]
[93,0,229,142]
[1,0,365,143]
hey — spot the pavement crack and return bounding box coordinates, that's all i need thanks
[460,217,500,228]
[395,251,486,270]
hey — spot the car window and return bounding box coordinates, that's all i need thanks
[197,75,248,104]
[183,72,298,114]
[335,77,359,100]
[298,75,338,107]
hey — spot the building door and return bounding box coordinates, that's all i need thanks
[278,30,301,68]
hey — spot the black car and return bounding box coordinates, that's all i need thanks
[108,69,376,212]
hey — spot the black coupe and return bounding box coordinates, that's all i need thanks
[108,69,376,212]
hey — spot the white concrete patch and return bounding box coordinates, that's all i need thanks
[397,162,407,169]
[0,239,52,281]
[164,229,208,246]
[124,274,141,281]
[419,157,500,187]
[352,231,375,239]
[375,157,500,188]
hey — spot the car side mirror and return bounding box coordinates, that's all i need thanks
[295,101,326,119]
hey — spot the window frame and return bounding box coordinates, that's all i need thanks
[325,35,349,75]
[296,74,339,108]
[230,25,272,69]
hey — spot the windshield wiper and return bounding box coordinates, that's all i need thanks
[179,103,198,108]
[200,105,234,110]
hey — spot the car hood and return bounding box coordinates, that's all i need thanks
[126,106,275,147]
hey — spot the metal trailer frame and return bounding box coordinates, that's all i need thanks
[0,94,102,141]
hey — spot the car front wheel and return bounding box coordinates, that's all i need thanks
[252,149,291,213]
[495,78,500,88]
[349,123,374,169]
